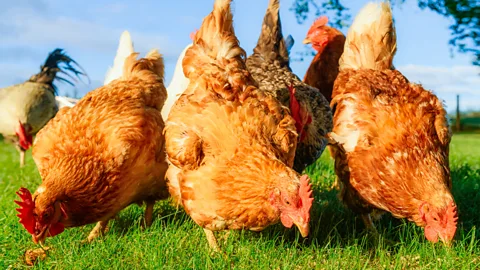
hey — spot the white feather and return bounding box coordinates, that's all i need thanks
[55,96,79,109]
[348,2,385,35]
[161,44,192,120]
[103,31,135,85]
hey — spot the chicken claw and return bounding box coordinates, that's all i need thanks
[86,220,109,242]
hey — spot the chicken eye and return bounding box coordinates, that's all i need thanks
[284,198,290,205]
[43,212,50,219]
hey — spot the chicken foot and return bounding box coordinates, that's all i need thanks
[87,220,109,242]
[203,228,221,252]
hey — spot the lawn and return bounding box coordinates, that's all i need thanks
[1,133,479,269]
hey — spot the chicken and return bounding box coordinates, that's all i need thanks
[53,31,134,111]
[0,49,86,167]
[246,0,332,173]
[164,0,313,251]
[15,50,169,244]
[285,34,295,54]
[104,31,135,85]
[162,43,192,120]
[328,2,457,245]
[303,16,345,104]
[55,96,79,109]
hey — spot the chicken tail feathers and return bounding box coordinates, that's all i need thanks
[253,0,290,65]
[121,50,165,83]
[339,1,396,71]
[28,48,89,94]
[104,31,135,85]
[183,0,254,100]
[188,0,244,61]
[285,34,295,54]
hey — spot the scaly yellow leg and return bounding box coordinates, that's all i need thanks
[203,228,220,252]
[87,220,109,242]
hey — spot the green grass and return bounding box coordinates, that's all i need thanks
[1,133,480,269]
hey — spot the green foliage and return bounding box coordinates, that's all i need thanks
[1,134,480,268]
[449,113,480,131]
[291,0,480,66]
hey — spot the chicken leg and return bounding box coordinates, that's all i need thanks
[87,220,109,242]
[142,200,155,228]
[203,228,220,252]
[361,213,378,235]
[20,150,25,167]
[361,213,395,246]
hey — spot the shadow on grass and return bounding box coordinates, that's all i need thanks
[451,163,480,231]
[75,157,479,254]
[241,160,480,253]
[103,199,192,238]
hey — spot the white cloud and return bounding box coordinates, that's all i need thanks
[1,7,176,57]
[0,2,184,97]
[397,64,480,111]
[398,65,480,95]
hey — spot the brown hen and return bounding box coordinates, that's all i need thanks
[328,2,457,245]
[165,0,313,251]
[303,16,345,104]
[15,50,169,244]
[246,0,332,173]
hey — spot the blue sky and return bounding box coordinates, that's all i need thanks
[1,0,479,112]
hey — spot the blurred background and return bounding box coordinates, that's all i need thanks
[1,0,478,129]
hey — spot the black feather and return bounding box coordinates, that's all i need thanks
[28,48,90,94]
[252,0,290,67]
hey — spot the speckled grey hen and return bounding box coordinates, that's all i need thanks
[0,49,87,166]
[246,0,332,173]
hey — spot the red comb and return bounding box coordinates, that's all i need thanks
[299,175,314,221]
[15,187,35,234]
[287,84,312,141]
[312,16,328,28]
[445,202,458,240]
[189,29,198,41]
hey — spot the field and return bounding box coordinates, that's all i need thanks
[0,133,479,269]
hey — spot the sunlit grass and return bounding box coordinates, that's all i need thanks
[0,134,479,269]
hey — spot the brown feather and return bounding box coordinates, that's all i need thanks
[165,0,311,234]
[246,0,332,172]
[31,51,169,228]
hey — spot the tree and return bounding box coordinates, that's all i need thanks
[290,0,480,66]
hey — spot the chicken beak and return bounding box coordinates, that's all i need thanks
[33,226,49,244]
[292,217,310,238]
[302,38,311,44]
[439,236,452,247]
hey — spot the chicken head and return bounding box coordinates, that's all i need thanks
[15,121,33,151]
[303,16,331,50]
[15,187,66,244]
[270,175,313,237]
[421,201,458,245]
